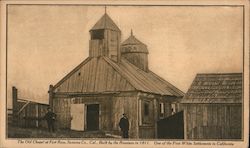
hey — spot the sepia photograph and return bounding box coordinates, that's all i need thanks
[0,0,249,147]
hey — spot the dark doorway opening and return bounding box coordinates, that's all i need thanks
[86,104,99,131]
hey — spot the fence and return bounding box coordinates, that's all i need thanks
[157,111,184,139]
[11,86,49,128]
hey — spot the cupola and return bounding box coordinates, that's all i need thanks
[89,12,121,62]
[121,30,149,71]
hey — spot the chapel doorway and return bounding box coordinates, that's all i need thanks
[86,104,99,131]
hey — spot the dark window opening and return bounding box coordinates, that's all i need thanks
[78,72,81,76]
[91,29,104,40]
[144,103,149,116]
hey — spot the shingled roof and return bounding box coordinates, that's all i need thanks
[90,13,120,31]
[181,73,242,104]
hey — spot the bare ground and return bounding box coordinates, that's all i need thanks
[7,125,115,138]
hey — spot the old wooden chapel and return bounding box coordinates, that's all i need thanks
[49,12,184,138]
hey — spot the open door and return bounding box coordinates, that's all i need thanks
[86,104,99,131]
[70,104,85,131]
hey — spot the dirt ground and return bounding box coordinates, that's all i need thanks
[7,125,115,138]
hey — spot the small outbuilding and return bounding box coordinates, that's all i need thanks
[181,73,242,139]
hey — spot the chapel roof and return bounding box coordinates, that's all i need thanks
[53,56,184,97]
[90,13,120,32]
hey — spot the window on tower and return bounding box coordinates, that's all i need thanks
[91,29,104,40]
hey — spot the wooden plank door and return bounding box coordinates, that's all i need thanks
[70,104,85,131]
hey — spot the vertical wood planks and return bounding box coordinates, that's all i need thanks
[55,57,136,94]
[184,103,242,139]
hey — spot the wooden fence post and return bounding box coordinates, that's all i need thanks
[48,85,54,108]
[12,86,18,126]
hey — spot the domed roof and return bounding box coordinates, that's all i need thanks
[121,30,148,53]
[90,13,120,32]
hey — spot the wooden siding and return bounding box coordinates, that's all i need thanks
[140,99,154,125]
[53,94,139,138]
[164,102,172,118]
[11,86,49,128]
[52,92,180,138]
[107,30,120,60]
[17,101,48,128]
[157,96,178,119]
[54,57,135,93]
[138,94,160,138]
[136,93,181,139]
[72,96,113,131]
[111,95,138,138]
[89,40,106,57]
[53,98,73,129]
[183,104,242,139]
[89,30,120,60]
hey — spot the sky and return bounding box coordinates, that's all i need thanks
[7,5,243,108]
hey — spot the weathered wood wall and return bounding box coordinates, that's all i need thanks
[52,98,73,129]
[89,40,105,57]
[53,93,139,138]
[140,99,154,125]
[138,95,157,139]
[164,102,173,117]
[161,101,172,118]
[107,30,120,61]
[53,96,114,130]
[137,94,179,139]
[111,95,138,138]
[89,29,121,61]
[17,101,48,128]
[182,104,242,139]
[11,86,49,128]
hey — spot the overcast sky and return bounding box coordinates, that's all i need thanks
[7,5,243,107]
